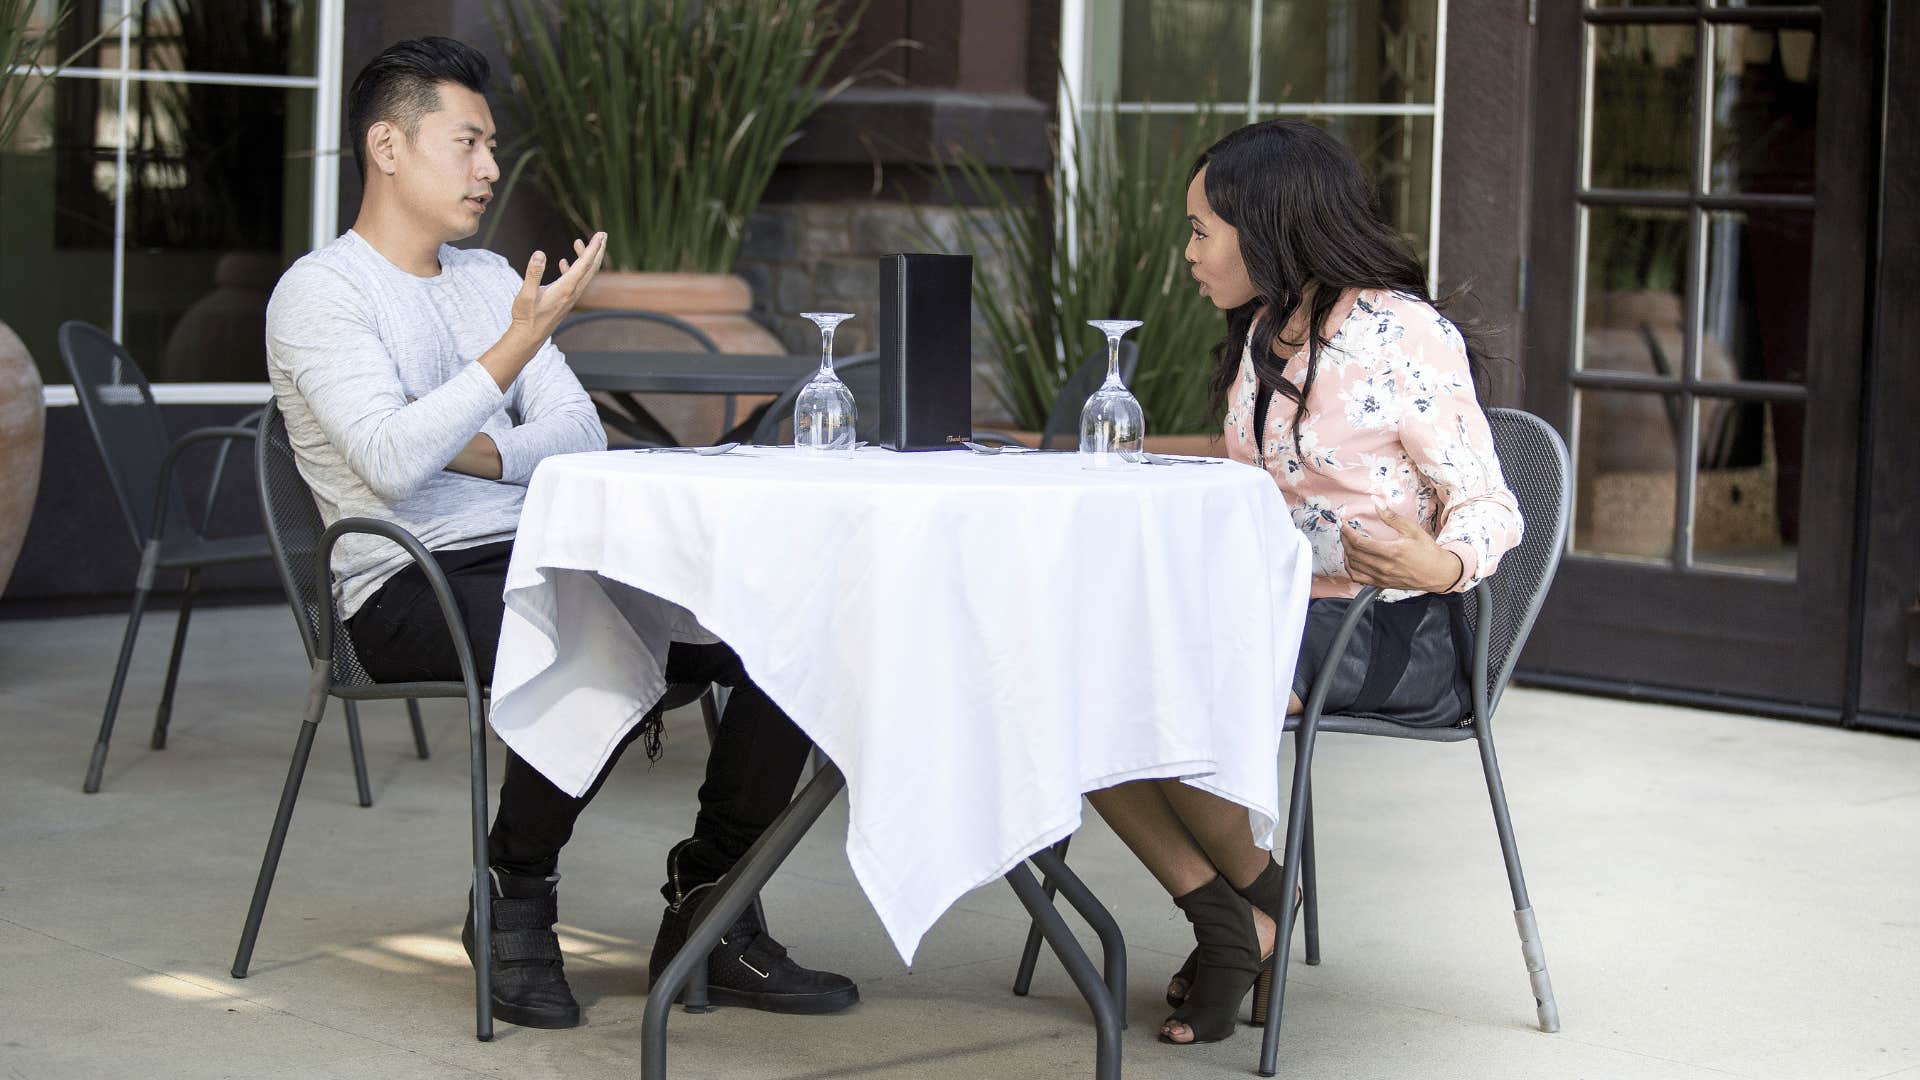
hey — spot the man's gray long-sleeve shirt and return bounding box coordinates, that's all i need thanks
[265,230,605,618]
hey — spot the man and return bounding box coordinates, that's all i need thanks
[265,36,857,1028]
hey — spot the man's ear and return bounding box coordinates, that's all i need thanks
[366,119,400,177]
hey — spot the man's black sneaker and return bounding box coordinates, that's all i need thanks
[649,881,859,1015]
[462,868,583,1029]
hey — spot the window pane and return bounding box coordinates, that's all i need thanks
[1115,0,1251,103]
[29,3,125,69]
[1580,204,1689,375]
[121,83,313,381]
[1708,24,1817,195]
[1701,209,1811,384]
[1586,23,1696,191]
[130,0,315,77]
[1693,398,1802,578]
[1310,112,1432,265]
[1574,388,1680,563]
[0,74,119,385]
[1258,0,1438,105]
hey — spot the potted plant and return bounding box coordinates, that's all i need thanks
[923,102,1231,453]
[494,0,860,330]
[0,0,72,594]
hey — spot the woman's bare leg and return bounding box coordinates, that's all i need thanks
[1086,780,1215,897]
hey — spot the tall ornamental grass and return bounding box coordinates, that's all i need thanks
[925,105,1232,434]
[494,0,864,273]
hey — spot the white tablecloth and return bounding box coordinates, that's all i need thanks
[490,446,1313,962]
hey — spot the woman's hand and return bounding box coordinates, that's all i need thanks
[1344,506,1466,593]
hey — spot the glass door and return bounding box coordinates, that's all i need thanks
[1521,0,1875,709]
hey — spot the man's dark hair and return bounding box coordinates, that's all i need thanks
[345,36,490,183]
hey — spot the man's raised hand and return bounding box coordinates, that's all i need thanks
[510,231,608,343]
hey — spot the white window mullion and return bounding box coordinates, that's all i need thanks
[1246,0,1263,124]
[311,0,344,250]
[1428,0,1449,291]
[1058,0,1087,264]
[108,8,131,345]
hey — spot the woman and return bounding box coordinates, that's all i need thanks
[1089,119,1522,1045]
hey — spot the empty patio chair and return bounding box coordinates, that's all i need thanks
[1010,407,1571,1074]
[554,308,722,446]
[61,320,423,802]
[972,339,1140,450]
[745,351,883,445]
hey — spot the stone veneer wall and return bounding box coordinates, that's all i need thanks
[733,201,1018,426]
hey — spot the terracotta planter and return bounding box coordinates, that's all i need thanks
[568,271,785,445]
[0,318,45,596]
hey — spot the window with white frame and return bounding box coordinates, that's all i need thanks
[1,0,342,400]
[1062,0,1445,275]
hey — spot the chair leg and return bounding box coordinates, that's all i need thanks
[1011,835,1071,996]
[1478,728,1561,1033]
[1302,781,1321,966]
[150,569,200,750]
[231,671,329,979]
[84,578,152,793]
[1258,723,1322,1077]
[406,699,430,760]
[466,693,493,1041]
[342,701,372,808]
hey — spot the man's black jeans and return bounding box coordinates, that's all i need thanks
[346,540,813,899]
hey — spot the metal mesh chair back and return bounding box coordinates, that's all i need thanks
[1466,408,1572,719]
[748,352,883,445]
[1038,340,1140,449]
[256,402,375,689]
[553,309,722,354]
[59,320,196,551]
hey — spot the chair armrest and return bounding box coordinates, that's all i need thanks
[1298,586,1382,726]
[205,409,267,530]
[968,429,1032,449]
[1470,579,1495,722]
[315,518,484,696]
[148,425,260,544]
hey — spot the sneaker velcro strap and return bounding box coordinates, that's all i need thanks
[492,894,559,932]
[738,933,790,975]
[489,928,564,964]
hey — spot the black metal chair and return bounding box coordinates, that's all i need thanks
[58,322,327,791]
[973,339,1140,450]
[233,402,730,1038]
[554,308,722,446]
[60,320,421,801]
[745,351,883,445]
[1010,407,1570,1073]
[232,401,500,1036]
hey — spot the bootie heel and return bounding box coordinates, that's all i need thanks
[1161,875,1265,1044]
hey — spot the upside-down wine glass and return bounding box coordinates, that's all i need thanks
[1079,319,1146,468]
[794,312,858,455]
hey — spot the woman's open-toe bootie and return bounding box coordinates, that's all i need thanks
[1161,875,1265,1044]
[1166,861,1299,1009]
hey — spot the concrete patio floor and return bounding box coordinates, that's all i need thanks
[1,604,1916,1080]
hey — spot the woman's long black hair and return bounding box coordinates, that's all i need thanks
[1195,119,1494,453]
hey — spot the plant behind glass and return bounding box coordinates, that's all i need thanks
[919,100,1229,435]
[493,0,865,273]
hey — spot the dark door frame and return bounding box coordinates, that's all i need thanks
[1517,1,1879,716]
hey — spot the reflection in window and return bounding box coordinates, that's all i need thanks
[0,5,319,386]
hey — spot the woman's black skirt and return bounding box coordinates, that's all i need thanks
[1290,592,1473,728]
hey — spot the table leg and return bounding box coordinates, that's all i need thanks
[1028,846,1127,1029]
[1005,863,1124,1080]
[641,759,846,1080]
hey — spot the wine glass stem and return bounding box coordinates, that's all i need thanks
[819,327,836,377]
[1106,335,1121,384]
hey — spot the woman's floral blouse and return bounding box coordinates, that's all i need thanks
[1222,288,1523,602]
